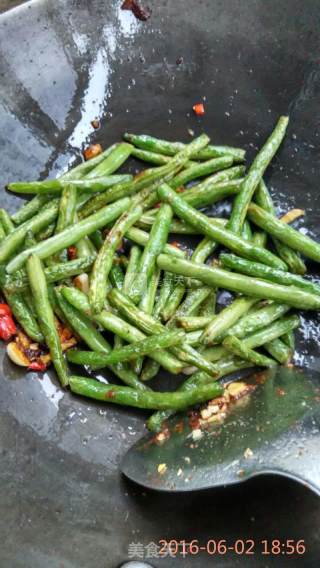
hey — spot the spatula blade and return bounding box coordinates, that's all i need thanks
[121,367,320,494]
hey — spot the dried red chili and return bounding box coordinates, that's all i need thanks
[0,303,12,317]
[83,143,102,161]
[0,313,16,341]
[29,360,47,372]
[121,0,151,21]
[193,103,205,116]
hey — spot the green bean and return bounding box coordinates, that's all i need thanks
[182,235,219,312]
[201,297,257,345]
[36,222,56,241]
[62,143,119,181]
[24,230,37,250]
[147,316,299,431]
[123,245,141,297]
[176,315,212,331]
[140,266,161,315]
[202,314,299,363]
[241,220,252,241]
[0,199,60,265]
[248,203,320,264]
[85,143,133,178]
[223,335,276,367]
[255,179,306,274]
[220,253,320,296]
[283,331,295,350]
[161,279,186,321]
[3,289,43,342]
[125,226,186,258]
[223,302,290,340]
[79,134,210,217]
[153,271,174,320]
[169,287,212,326]
[0,223,6,241]
[107,289,220,376]
[147,357,252,431]
[11,194,52,225]
[109,263,125,291]
[141,359,160,381]
[7,175,133,195]
[264,338,292,364]
[55,289,146,390]
[26,256,68,386]
[273,241,306,276]
[94,311,185,375]
[69,375,224,410]
[56,289,111,353]
[158,184,286,269]
[61,286,186,374]
[55,184,77,236]
[132,148,174,165]
[61,286,93,314]
[89,203,142,313]
[135,267,161,373]
[228,116,289,234]
[75,232,96,258]
[252,230,267,248]
[123,132,245,162]
[132,148,196,167]
[199,289,217,317]
[4,256,96,293]
[183,178,244,209]
[157,254,320,310]
[130,204,173,303]
[67,330,185,367]
[89,229,104,250]
[191,237,218,264]
[137,215,226,235]
[170,156,234,190]
[243,315,299,349]
[7,197,130,274]
[0,210,14,234]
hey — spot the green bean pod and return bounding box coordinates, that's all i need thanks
[228,116,289,234]
[158,184,287,270]
[222,335,276,367]
[220,253,320,296]
[248,203,320,264]
[67,330,185,367]
[157,254,320,310]
[7,197,130,273]
[130,203,173,303]
[123,132,245,162]
[89,203,142,313]
[26,256,69,386]
[70,375,224,410]
[0,199,60,264]
[201,297,258,345]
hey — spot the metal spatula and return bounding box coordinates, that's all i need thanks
[121,366,320,495]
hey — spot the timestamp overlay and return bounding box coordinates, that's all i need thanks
[126,538,307,561]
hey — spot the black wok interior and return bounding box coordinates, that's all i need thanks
[0,1,319,566]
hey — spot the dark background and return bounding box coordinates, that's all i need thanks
[0,1,319,567]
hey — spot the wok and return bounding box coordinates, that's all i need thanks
[0,1,319,566]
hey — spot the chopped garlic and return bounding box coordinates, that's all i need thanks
[191,428,203,441]
[157,463,167,475]
[244,447,253,459]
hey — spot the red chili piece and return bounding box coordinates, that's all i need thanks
[0,312,16,340]
[193,103,205,116]
[29,360,47,372]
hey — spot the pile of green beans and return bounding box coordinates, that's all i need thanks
[2,119,319,432]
